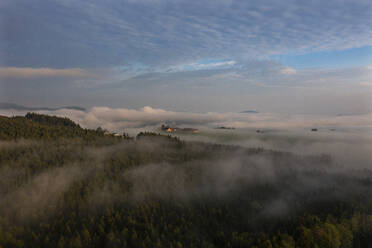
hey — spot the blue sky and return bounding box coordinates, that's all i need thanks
[0,0,371,114]
[272,46,372,69]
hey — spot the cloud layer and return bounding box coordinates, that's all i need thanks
[1,62,370,115]
[1,1,371,114]
[1,106,372,133]
[1,0,372,68]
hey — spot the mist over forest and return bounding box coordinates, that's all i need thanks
[2,0,372,246]
[0,112,371,247]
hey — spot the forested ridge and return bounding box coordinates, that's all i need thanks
[0,113,371,248]
[0,113,102,140]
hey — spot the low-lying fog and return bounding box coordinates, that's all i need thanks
[1,105,371,171]
[1,106,372,223]
[172,128,372,169]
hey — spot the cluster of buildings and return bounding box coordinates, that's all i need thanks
[160,125,199,133]
[104,130,125,137]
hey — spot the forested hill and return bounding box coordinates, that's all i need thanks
[0,113,111,140]
[0,113,371,247]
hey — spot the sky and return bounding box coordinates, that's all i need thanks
[0,0,372,115]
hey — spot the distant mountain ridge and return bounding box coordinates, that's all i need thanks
[239,110,259,114]
[0,102,86,112]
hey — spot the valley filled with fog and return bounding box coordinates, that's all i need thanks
[0,111,371,247]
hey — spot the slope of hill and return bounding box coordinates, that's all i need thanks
[0,113,108,140]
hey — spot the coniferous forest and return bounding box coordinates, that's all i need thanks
[0,113,372,248]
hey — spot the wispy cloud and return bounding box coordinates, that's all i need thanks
[0,67,94,78]
[280,67,296,75]
[187,60,237,70]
